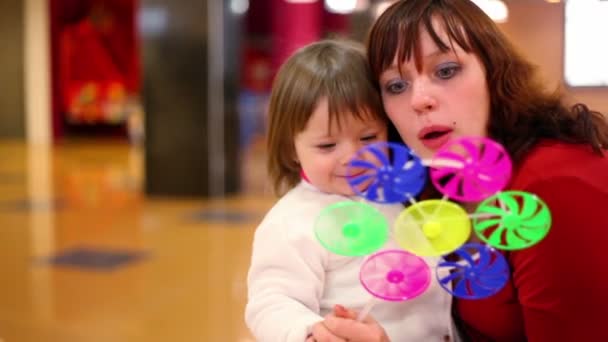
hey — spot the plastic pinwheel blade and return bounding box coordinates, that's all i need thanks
[347,142,427,204]
[314,201,389,256]
[360,249,431,301]
[394,199,471,257]
[473,191,552,250]
[430,136,512,202]
[436,243,509,299]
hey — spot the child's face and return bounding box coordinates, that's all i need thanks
[294,97,387,196]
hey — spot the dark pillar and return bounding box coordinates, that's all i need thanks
[141,0,241,197]
[0,0,25,138]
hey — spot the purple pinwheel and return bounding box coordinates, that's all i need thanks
[436,243,509,299]
[347,142,426,204]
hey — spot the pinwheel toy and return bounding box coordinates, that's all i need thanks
[314,201,389,256]
[357,249,431,320]
[436,243,509,299]
[393,199,471,257]
[473,191,552,250]
[429,137,512,202]
[312,136,553,303]
[347,142,427,204]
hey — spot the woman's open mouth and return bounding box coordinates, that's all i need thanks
[418,126,453,150]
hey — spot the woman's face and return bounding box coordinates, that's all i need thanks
[378,21,491,160]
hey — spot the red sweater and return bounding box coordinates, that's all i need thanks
[456,141,608,341]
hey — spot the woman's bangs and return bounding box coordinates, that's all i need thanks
[371,5,474,76]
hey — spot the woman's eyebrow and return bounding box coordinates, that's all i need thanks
[423,48,449,59]
[381,47,452,76]
[382,65,400,75]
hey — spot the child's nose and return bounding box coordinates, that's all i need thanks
[340,142,362,165]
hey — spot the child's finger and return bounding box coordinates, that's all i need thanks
[333,304,358,320]
[310,321,348,342]
[323,315,389,342]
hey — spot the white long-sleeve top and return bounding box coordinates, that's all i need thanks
[245,182,453,342]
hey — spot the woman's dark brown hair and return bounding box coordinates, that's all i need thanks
[367,0,608,163]
[266,39,386,195]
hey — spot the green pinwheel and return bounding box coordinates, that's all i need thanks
[473,191,552,250]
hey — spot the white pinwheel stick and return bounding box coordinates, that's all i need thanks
[421,158,463,168]
[356,297,377,322]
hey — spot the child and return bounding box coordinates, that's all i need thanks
[245,39,453,342]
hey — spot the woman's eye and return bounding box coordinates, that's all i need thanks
[436,63,461,79]
[385,79,408,94]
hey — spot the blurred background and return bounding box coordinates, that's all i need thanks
[0,0,606,341]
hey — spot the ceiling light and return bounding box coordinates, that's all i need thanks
[285,0,318,3]
[325,0,357,14]
[230,0,249,15]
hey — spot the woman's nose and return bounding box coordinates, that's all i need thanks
[410,81,437,114]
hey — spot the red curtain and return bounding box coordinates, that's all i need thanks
[51,0,140,133]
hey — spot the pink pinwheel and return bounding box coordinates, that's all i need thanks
[430,137,512,202]
[356,249,431,321]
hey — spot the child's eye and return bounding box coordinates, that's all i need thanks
[316,143,336,151]
[361,135,378,142]
[436,63,461,80]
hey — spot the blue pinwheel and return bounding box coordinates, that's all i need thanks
[436,243,509,299]
[347,142,426,204]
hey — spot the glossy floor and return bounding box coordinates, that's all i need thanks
[0,140,275,342]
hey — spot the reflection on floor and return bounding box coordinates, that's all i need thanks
[0,139,275,342]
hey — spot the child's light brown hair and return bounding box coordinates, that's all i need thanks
[266,39,387,196]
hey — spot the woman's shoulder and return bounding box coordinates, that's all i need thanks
[511,140,608,190]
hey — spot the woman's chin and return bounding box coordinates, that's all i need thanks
[411,146,434,160]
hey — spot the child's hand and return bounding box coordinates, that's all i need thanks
[306,306,355,342]
[333,304,357,319]
[308,304,390,342]
[306,320,347,342]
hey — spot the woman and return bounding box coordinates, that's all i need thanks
[307,1,608,341]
